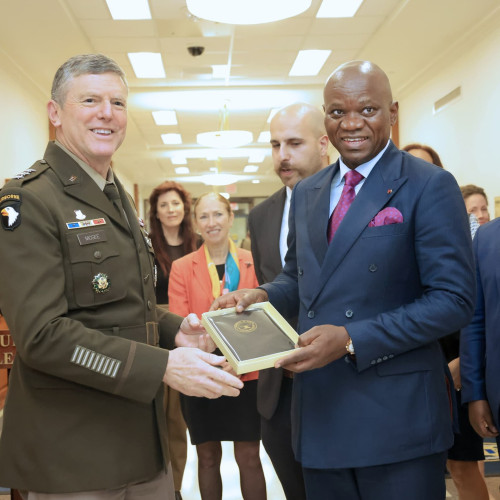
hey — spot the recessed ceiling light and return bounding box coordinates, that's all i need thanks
[175,167,190,174]
[152,110,177,125]
[252,180,261,184]
[289,50,331,76]
[199,173,242,186]
[105,0,151,20]
[248,152,265,163]
[197,130,253,149]
[258,131,271,143]
[316,0,363,18]
[186,0,311,25]
[212,65,230,79]
[244,165,259,173]
[161,133,182,145]
[171,156,187,165]
[128,53,165,78]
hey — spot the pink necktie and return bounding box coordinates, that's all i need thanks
[327,169,364,243]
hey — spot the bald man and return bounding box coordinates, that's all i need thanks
[213,62,475,499]
[248,103,328,499]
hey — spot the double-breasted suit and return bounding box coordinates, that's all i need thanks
[461,218,500,426]
[0,142,181,493]
[262,142,476,469]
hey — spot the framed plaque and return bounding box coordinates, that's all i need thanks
[202,301,299,375]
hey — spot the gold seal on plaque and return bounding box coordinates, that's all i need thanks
[234,320,257,333]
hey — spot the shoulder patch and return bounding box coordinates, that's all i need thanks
[1,194,22,231]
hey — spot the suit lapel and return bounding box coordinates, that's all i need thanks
[313,144,408,302]
[192,247,213,300]
[307,164,338,266]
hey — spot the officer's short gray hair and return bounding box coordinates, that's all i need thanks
[51,54,128,105]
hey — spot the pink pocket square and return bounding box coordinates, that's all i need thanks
[368,207,403,227]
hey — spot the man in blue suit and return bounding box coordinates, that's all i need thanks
[211,61,475,499]
[460,218,500,445]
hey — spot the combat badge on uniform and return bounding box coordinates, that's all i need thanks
[0,194,22,231]
[92,273,111,293]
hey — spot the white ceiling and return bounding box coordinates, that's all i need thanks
[1,0,498,197]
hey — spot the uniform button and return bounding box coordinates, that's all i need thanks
[377,358,383,363]
[93,250,102,259]
[382,356,388,361]
[345,309,353,318]
[298,267,303,276]
[307,310,315,319]
[370,360,376,365]
[369,264,378,272]
[147,300,153,310]
[144,274,150,283]
[389,354,394,359]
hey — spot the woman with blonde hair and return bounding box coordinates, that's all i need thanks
[169,192,266,500]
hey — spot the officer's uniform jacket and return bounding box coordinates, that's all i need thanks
[0,142,182,493]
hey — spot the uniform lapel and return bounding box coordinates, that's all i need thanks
[43,142,129,231]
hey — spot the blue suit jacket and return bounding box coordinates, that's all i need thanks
[262,142,476,469]
[460,218,500,425]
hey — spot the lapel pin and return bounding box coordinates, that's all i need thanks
[69,176,78,182]
[74,210,86,220]
[387,189,393,194]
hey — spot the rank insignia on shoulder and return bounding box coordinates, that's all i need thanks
[13,168,36,179]
[1,196,22,231]
[92,273,111,293]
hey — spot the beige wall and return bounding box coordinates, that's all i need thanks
[398,13,500,218]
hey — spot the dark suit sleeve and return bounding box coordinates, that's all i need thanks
[460,228,487,403]
[348,170,476,371]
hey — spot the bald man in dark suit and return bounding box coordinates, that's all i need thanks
[248,102,329,499]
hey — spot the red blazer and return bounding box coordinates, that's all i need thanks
[169,245,259,381]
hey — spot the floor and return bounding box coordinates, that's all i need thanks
[1,406,500,499]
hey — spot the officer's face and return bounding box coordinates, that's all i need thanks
[156,190,185,230]
[48,72,128,175]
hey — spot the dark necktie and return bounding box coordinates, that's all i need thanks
[327,169,364,243]
[103,182,125,219]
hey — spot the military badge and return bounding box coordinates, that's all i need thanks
[92,273,111,293]
[1,195,22,231]
[74,210,86,220]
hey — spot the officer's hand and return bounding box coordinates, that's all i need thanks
[468,400,499,438]
[275,325,350,372]
[209,288,268,313]
[175,313,216,352]
[164,348,243,398]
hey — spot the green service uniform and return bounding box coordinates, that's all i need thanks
[0,142,181,493]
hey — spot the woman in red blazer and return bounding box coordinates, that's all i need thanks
[169,192,266,500]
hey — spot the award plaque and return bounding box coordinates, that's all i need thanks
[201,301,299,375]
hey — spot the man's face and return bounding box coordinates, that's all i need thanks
[48,72,128,173]
[270,115,327,189]
[323,70,398,169]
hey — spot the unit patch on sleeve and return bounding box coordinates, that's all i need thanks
[0,194,22,231]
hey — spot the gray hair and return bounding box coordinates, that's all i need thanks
[51,54,128,105]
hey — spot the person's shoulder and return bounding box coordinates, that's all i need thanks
[476,217,500,237]
[249,187,286,217]
[237,247,253,260]
[2,160,51,191]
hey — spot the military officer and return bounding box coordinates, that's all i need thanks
[0,54,243,500]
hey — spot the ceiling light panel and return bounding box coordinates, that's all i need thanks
[186,0,312,25]
[161,133,182,145]
[106,0,151,20]
[258,131,271,143]
[316,0,364,18]
[152,110,177,125]
[289,50,331,76]
[128,53,165,78]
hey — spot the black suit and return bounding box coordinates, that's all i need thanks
[248,187,306,500]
